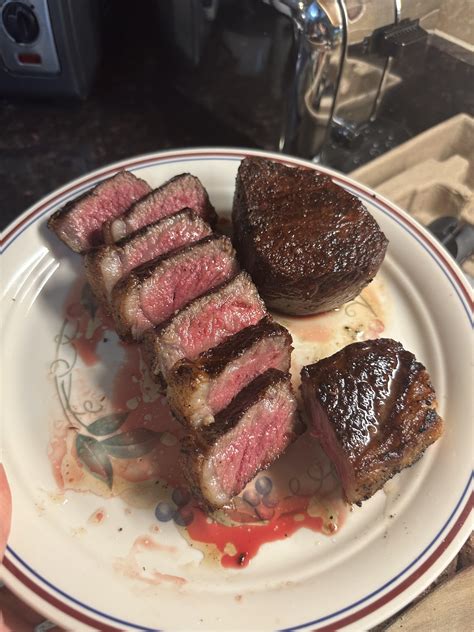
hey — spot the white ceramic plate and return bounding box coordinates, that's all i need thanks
[1,148,472,631]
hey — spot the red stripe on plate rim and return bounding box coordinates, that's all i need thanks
[3,491,472,632]
[2,554,121,631]
[316,491,473,631]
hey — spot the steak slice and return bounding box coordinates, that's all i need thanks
[168,317,292,428]
[182,369,298,509]
[143,272,267,383]
[111,235,239,341]
[232,157,388,315]
[300,338,444,505]
[48,170,151,253]
[84,209,212,308]
[104,173,217,243]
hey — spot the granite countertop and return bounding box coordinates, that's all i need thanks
[0,57,256,231]
[1,14,472,231]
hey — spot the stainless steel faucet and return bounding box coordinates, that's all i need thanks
[278,0,441,158]
[156,0,443,161]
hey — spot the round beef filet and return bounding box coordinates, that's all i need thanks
[232,157,388,315]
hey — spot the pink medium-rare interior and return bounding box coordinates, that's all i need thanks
[123,217,211,272]
[110,176,209,240]
[129,186,206,232]
[301,379,354,498]
[140,248,238,326]
[161,295,267,377]
[208,338,290,414]
[149,187,205,225]
[177,299,266,359]
[63,173,150,250]
[206,386,295,501]
[101,216,212,296]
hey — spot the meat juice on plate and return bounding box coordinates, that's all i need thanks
[47,272,388,571]
[276,273,388,390]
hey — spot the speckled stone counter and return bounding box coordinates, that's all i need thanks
[1,26,472,231]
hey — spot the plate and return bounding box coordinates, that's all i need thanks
[1,148,472,631]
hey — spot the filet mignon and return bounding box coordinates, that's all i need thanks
[48,170,151,253]
[182,369,298,509]
[111,235,239,341]
[84,209,213,309]
[300,338,444,505]
[167,316,292,428]
[232,157,388,315]
[104,173,217,243]
[143,271,267,384]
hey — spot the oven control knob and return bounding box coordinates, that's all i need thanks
[2,2,39,44]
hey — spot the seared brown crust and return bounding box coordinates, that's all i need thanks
[172,316,290,379]
[49,188,93,223]
[110,275,141,341]
[301,338,444,504]
[167,317,292,425]
[180,438,211,510]
[83,245,111,308]
[181,369,297,510]
[232,157,388,315]
[48,170,151,253]
[111,234,236,341]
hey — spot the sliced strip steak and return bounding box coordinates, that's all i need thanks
[300,338,444,505]
[104,173,217,243]
[48,170,151,253]
[84,209,212,308]
[143,271,267,384]
[111,235,239,341]
[232,157,388,315]
[168,317,292,428]
[181,369,298,509]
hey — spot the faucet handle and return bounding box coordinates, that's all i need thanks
[372,18,428,59]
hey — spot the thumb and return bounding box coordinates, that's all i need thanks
[0,464,12,561]
[0,608,13,632]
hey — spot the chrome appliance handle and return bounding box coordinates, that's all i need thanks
[278,0,346,158]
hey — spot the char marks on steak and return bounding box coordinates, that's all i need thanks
[111,234,239,341]
[104,173,217,243]
[84,209,213,308]
[168,316,292,428]
[48,170,151,253]
[182,369,298,509]
[300,338,444,505]
[232,157,388,315]
[143,271,267,384]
